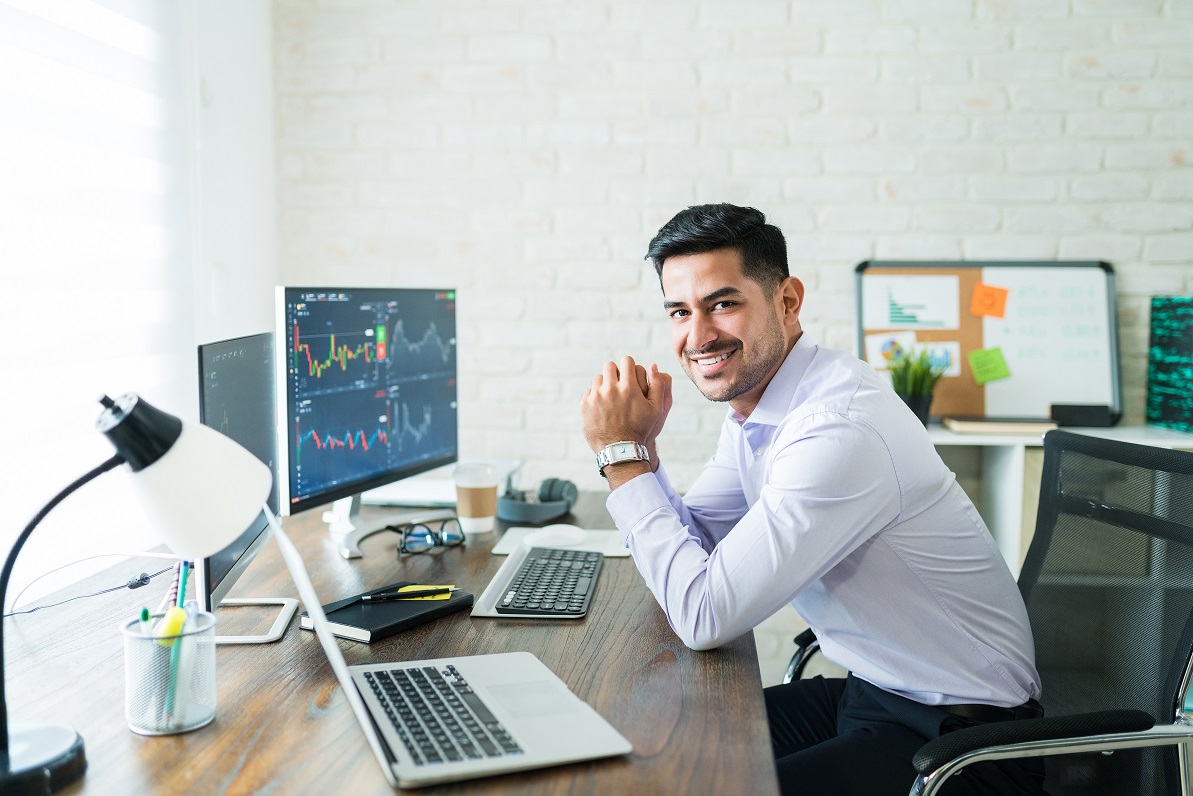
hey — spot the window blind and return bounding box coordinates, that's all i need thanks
[0,0,196,608]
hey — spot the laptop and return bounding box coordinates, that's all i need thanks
[269,517,633,789]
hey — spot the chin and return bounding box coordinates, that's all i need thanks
[695,380,735,403]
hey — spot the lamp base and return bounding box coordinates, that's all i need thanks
[1,723,86,795]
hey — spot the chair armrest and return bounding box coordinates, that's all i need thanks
[782,628,821,684]
[913,709,1154,775]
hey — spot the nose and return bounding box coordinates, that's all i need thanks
[687,311,718,354]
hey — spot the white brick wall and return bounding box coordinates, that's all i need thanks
[274,0,1193,686]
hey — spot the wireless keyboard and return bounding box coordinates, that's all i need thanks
[494,547,603,617]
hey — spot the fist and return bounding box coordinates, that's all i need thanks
[579,355,672,453]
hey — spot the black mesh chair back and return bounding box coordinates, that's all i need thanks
[1018,431,1193,795]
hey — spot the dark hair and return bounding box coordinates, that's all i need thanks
[645,203,789,292]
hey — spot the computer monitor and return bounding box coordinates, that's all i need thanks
[275,287,459,558]
[196,332,298,644]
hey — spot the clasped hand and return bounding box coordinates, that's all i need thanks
[580,355,673,462]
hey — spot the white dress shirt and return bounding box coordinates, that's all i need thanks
[606,336,1042,708]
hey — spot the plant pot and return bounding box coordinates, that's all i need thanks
[898,393,932,427]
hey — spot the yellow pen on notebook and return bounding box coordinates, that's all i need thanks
[361,585,457,602]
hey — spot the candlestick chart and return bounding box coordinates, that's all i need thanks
[282,288,458,508]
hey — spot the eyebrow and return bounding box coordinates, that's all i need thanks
[663,286,745,310]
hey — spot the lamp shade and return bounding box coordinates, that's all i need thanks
[96,393,271,561]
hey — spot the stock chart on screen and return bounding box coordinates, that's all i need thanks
[281,287,458,511]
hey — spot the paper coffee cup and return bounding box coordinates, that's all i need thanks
[454,463,497,534]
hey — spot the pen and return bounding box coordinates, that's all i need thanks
[362,587,457,602]
[139,607,152,636]
[165,562,191,720]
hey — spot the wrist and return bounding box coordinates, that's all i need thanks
[602,460,651,490]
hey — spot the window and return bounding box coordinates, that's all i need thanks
[0,0,196,607]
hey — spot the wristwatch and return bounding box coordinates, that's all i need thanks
[596,441,650,477]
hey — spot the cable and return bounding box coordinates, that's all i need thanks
[3,566,172,617]
[5,550,181,613]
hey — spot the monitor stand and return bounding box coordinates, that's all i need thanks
[213,597,300,645]
[322,493,455,559]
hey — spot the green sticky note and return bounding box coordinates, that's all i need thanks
[968,347,1011,385]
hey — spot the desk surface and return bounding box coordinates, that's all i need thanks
[6,494,777,795]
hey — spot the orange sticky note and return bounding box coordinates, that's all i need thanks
[970,283,1009,318]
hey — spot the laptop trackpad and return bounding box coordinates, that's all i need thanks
[488,682,579,718]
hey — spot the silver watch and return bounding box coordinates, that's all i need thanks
[596,441,650,477]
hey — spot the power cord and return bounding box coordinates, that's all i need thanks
[3,566,173,617]
[5,550,180,612]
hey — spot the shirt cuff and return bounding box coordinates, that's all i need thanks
[605,469,675,545]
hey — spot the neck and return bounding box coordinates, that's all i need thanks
[728,330,802,419]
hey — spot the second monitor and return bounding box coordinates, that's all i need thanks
[276,287,459,557]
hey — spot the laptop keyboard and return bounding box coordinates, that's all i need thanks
[495,547,603,616]
[363,664,522,766]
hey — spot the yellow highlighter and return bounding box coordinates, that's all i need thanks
[154,606,187,647]
[360,585,457,603]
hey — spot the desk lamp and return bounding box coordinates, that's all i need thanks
[1,393,272,794]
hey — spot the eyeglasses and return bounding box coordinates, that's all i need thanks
[391,518,466,555]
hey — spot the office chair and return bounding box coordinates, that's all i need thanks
[785,430,1193,796]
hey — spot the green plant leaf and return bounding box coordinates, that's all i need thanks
[888,349,945,396]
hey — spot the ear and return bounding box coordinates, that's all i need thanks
[777,276,804,328]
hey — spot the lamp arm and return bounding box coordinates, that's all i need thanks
[1,454,124,762]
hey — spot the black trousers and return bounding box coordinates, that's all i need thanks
[765,675,1046,796]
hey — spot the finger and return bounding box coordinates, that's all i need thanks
[646,364,665,403]
[618,355,638,385]
[601,360,620,384]
[650,364,674,407]
[635,364,648,394]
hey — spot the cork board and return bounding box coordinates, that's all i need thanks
[855,261,1121,421]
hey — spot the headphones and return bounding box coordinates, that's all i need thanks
[497,477,579,524]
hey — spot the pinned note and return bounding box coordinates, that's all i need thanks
[970,283,1009,319]
[968,348,1011,385]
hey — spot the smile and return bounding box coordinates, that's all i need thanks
[693,350,735,369]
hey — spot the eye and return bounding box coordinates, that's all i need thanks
[668,308,690,320]
[712,300,737,311]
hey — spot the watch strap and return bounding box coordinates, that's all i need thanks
[596,441,650,477]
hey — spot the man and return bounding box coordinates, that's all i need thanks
[579,203,1044,795]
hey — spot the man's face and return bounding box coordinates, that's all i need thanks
[661,248,801,415]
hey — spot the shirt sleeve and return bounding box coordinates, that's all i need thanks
[607,411,903,651]
[649,421,749,553]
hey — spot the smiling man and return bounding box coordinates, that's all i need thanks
[579,204,1045,796]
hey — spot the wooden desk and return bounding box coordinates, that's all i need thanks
[5,494,777,795]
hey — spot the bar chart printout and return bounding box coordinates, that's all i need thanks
[861,275,961,330]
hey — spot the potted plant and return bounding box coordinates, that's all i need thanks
[889,349,945,426]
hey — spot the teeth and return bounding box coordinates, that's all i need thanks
[695,352,731,366]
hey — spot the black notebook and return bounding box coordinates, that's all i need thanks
[298,582,474,643]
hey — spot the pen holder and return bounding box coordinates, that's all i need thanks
[121,610,217,735]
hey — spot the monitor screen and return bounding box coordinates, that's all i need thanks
[276,287,458,515]
[196,332,278,610]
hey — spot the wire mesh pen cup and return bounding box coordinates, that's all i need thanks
[121,610,217,735]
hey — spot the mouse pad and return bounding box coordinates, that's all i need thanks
[491,526,630,557]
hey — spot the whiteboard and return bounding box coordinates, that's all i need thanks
[856,261,1121,421]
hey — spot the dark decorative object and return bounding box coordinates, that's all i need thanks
[1147,296,1193,434]
[900,393,933,426]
